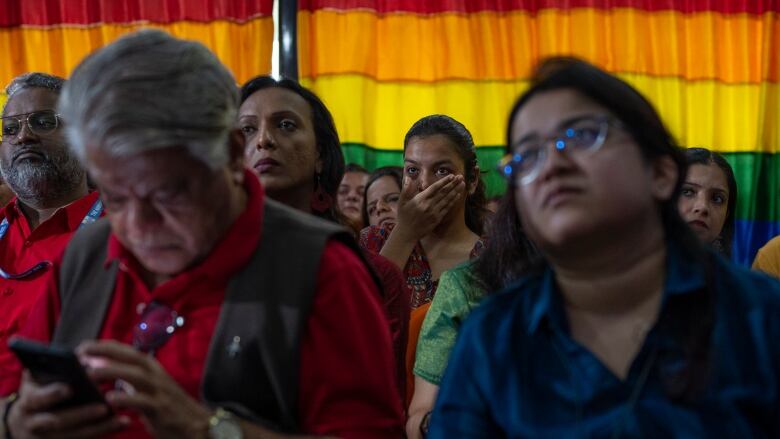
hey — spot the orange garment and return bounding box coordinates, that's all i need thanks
[405,301,431,407]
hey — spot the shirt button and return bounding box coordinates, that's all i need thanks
[23,241,32,248]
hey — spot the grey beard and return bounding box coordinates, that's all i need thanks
[0,152,85,207]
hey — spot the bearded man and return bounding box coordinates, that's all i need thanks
[0,72,99,395]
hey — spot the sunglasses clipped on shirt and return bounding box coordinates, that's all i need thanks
[133,301,185,355]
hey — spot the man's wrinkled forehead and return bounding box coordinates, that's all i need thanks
[87,144,208,192]
[2,87,60,118]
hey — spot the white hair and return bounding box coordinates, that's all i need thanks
[58,30,238,170]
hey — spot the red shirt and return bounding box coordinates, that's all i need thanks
[0,191,100,395]
[362,251,409,401]
[20,173,404,438]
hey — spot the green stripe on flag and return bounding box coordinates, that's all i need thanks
[723,152,780,223]
[341,143,507,198]
[341,145,780,221]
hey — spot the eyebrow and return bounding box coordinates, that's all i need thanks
[683,181,729,193]
[270,110,302,119]
[404,159,456,167]
[238,110,303,120]
[513,114,601,148]
[2,109,56,119]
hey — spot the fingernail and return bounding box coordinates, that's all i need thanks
[118,415,131,425]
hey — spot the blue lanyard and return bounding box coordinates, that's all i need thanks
[0,199,103,241]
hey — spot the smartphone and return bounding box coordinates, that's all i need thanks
[8,338,108,410]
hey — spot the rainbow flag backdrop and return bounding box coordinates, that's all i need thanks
[0,0,274,96]
[299,0,780,265]
[0,0,777,265]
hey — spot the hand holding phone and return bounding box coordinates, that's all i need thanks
[5,339,128,438]
[8,338,107,409]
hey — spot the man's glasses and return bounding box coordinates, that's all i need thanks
[498,116,618,185]
[0,261,51,280]
[133,301,185,355]
[1,110,61,141]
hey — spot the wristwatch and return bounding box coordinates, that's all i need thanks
[208,408,243,439]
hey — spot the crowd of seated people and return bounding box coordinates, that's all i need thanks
[0,30,779,439]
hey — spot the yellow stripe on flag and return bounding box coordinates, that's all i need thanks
[302,73,780,154]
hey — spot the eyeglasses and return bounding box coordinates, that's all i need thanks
[1,110,61,141]
[133,301,184,355]
[498,116,618,185]
[0,261,52,280]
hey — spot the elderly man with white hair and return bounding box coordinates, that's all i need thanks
[2,30,403,439]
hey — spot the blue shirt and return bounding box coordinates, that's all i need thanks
[430,244,780,438]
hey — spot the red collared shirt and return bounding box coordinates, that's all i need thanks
[19,173,404,438]
[0,191,100,395]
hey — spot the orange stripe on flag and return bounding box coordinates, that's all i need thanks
[0,18,273,86]
[299,8,776,84]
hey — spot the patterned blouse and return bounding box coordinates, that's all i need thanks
[359,223,486,309]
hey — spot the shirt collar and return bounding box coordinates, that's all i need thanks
[1,196,17,221]
[62,191,101,230]
[0,191,100,231]
[526,239,707,335]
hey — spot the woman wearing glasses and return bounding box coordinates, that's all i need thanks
[429,58,780,437]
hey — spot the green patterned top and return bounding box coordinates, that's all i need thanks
[413,261,486,385]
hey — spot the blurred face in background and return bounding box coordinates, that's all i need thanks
[338,171,368,226]
[677,162,729,245]
[365,175,401,228]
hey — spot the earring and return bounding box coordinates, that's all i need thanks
[311,173,333,213]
